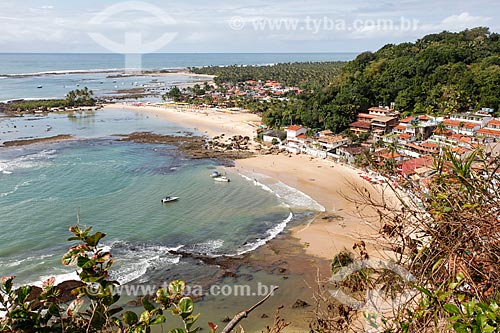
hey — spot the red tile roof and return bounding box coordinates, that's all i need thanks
[357,113,378,119]
[286,125,304,131]
[477,128,500,137]
[487,119,500,127]
[400,116,415,123]
[350,121,371,129]
[296,134,307,140]
[443,119,478,129]
[420,141,438,149]
[394,125,407,131]
[419,115,432,121]
[380,152,403,159]
[400,157,433,176]
[399,133,411,139]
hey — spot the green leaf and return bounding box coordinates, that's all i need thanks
[444,304,461,315]
[61,249,82,266]
[178,297,194,316]
[168,280,186,296]
[16,285,31,304]
[453,322,469,333]
[412,284,433,298]
[151,315,166,325]
[482,324,496,333]
[85,232,106,247]
[1,276,15,293]
[140,310,152,324]
[123,311,139,325]
[142,297,155,312]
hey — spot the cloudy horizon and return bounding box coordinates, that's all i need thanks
[0,0,499,53]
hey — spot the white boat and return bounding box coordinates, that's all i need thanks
[214,176,230,182]
[37,85,43,89]
[210,171,221,178]
[161,196,179,203]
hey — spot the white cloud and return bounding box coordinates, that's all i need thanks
[441,12,491,30]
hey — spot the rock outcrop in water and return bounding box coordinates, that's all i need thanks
[1,134,74,147]
[117,132,255,162]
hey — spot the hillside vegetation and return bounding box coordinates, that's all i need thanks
[200,28,500,133]
[189,62,345,90]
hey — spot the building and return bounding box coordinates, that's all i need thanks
[371,116,398,140]
[442,119,480,136]
[398,157,433,177]
[262,130,285,144]
[285,125,308,151]
[350,121,371,135]
[316,135,348,151]
[477,119,500,140]
[337,145,370,164]
[368,105,398,116]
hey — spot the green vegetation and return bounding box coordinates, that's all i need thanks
[312,146,500,332]
[0,225,281,333]
[192,28,500,134]
[338,27,500,115]
[163,86,183,102]
[1,88,96,113]
[65,88,96,107]
[190,62,345,90]
[0,226,208,333]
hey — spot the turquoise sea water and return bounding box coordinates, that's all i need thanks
[0,52,328,289]
[0,52,357,101]
[0,109,322,286]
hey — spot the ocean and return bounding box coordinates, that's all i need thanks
[0,109,325,287]
[0,53,335,331]
[0,53,341,287]
[0,52,357,101]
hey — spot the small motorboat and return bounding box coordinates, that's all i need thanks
[214,176,230,182]
[37,85,43,89]
[161,196,179,203]
[210,171,221,178]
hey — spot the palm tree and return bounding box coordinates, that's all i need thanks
[435,121,447,135]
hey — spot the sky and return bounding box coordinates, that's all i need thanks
[0,0,499,53]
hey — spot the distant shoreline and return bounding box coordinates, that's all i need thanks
[0,69,215,79]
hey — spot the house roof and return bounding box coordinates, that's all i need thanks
[399,133,412,139]
[286,125,305,131]
[380,152,403,159]
[296,134,307,140]
[317,135,346,144]
[400,116,415,123]
[340,146,369,155]
[373,116,397,123]
[350,121,371,129]
[443,119,478,129]
[419,115,432,121]
[400,157,433,176]
[406,143,438,154]
[357,113,378,119]
[477,128,500,137]
[487,119,500,127]
[319,130,334,136]
[420,141,438,149]
[368,106,394,113]
[394,125,407,131]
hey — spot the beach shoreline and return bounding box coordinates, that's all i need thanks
[116,103,383,260]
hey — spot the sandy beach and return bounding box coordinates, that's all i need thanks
[116,103,384,261]
[107,103,259,138]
